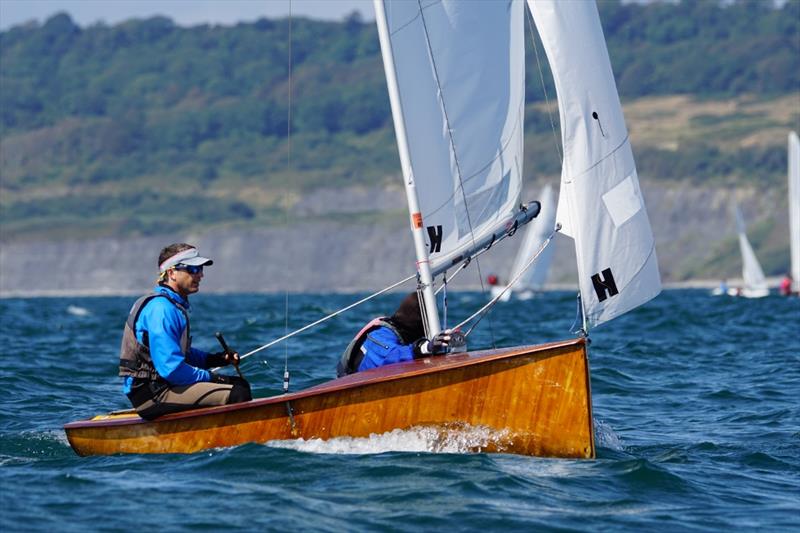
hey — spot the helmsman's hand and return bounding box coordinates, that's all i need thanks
[207,351,240,367]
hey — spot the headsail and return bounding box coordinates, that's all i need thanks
[376,0,526,275]
[789,131,800,292]
[734,204,769,298]
[528,0,661,330]
[508,183,556,292]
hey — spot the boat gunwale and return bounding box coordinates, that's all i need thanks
[64,337,586,430]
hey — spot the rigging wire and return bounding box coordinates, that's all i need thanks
[415,0,496,347]
[239,274,416,362]
[282,1,294,393]
[453,224,561,336]
[526,6,563,164]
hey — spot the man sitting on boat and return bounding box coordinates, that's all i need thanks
[337,292,462,376]
[119,243,252,420]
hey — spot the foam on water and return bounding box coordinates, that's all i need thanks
[66,305,91,317]
[594,419,625,451]
[267,423,513,455]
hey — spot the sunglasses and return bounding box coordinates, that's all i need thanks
[174,264,204,274]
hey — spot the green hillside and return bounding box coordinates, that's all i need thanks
[1,0,798,241]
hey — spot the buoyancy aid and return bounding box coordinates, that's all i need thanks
[336,317,403,377]
[118,293,191,381]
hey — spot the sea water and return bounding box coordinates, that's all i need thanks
[0,290,798,531]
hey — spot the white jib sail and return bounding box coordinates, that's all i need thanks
[789,131,800,292]
[528,0,661,329]
[507,183,556,291]
[734,204,768,297]
[377,0,525,274]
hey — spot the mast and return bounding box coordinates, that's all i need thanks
[789,131,800,292]
[373,0,441,336]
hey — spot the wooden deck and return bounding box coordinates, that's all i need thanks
[65,338,594,458]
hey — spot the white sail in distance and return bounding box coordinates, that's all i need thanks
[377,0,526,275]
[507,183,557,292]
[528,0,661,330]
[734,204,769,298]
[789,131,800,292]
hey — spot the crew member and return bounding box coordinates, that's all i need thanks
[119,243,251,420]
[337,292,463,377]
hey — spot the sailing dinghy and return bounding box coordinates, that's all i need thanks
[730,204,769,298]
[65,0,660,458]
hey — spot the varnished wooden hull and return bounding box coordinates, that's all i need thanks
[64,338,594,458]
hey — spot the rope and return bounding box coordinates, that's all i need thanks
[416,0,494,345]
[569,290,584,337]
[283,1,294,393]
[442,271,448,329]
[526,7,562,164]
[240,274,416,361]
[453,224,561,336]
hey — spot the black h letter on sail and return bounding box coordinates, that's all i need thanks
[427,225,442,253]
[591,268,619,302]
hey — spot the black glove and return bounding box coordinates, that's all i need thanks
[210,373,237,385]
[206,351,240,367]
[413,330,454,357]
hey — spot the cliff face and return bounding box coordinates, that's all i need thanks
[0,182,789,297]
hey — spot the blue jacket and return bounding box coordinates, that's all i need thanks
[357,326,416,372]
[122,285,211,393]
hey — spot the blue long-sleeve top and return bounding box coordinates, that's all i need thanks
[357,326,416,372]
[122,285,211,394]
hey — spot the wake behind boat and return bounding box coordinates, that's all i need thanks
[65,0,660,458]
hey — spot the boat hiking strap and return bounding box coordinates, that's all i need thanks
[238,273,416,362]
[454,224,562,337]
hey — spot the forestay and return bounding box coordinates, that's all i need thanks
[377,0,526,274]
[508,184,556,291]
[528,0,661,329]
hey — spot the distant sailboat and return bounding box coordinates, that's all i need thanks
[731,203,769,298]
[789,131,800,294]
[491,183,557,301]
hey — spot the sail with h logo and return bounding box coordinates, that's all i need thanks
[379,0,527,278]
[528,0,661,330]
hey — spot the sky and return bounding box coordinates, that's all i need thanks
[0,0,375,31]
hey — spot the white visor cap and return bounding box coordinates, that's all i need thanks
[159,247,214,272]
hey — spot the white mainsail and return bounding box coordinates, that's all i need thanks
[734,204,769,298]
[528,0,661,330]
[375,0,526,276]
[789,131,800,292]
[507,183,557,293]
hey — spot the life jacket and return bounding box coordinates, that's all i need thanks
[336,317,402,377]
[118,293,191,381]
